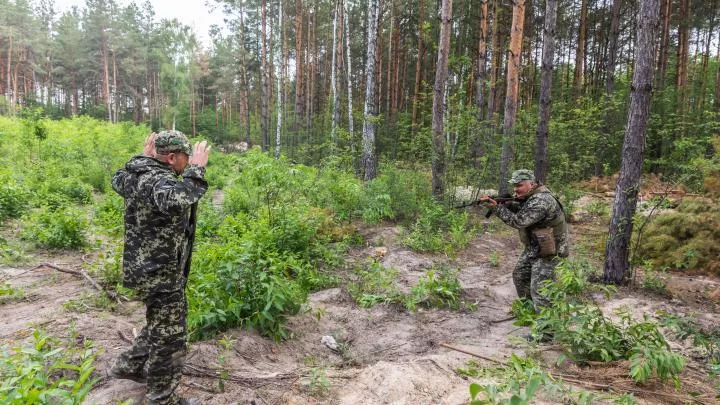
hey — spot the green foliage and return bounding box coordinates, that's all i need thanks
[404,203,477,254]
[637,198,720,274]
[405,265,464,311]
[0,181,30,221]
[510,298,536,327]
[660,312,720,372]
[21,206,87,249]
[0,330,100,404]
[532,259,685,383]
[0,282,25,305]
[462,355,594,405]
[640,266,670,296]
[348,259,401,308]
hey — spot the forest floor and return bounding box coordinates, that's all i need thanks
[1,198,719,404]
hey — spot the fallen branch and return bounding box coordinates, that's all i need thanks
[33,262,117,301]
[438,343,505,365]
[491,316,515,323]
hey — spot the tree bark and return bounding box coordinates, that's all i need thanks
[696,8,715,112]
[499,0,525,194]
[488,0,504,119]
[411,0,425,135]
[331,0,340,147]
[573,0,588,99]
[656,0,671,90]
[362,0,380,181]
[475,0,489,121]
[344,0,354,137]
[715,36,720,111]
[603,0,659,284]
[261,0,270,151]
[294,0,304,139]
[676,0,689,118]
[534,0,557,184]
[605,0,622,95]
[276,0,284,159]
[432,0,453,199]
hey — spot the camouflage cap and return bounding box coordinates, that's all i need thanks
[508,169,535,184]
[155,130,192,155]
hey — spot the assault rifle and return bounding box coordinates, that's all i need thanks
[181,202,198,288]
[454,194,522,217]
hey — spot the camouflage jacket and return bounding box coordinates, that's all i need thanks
[492,185,569,258]
[111,156,208,292]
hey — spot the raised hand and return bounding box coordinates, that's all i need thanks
[189,140,211,168]
[143,133,158,157]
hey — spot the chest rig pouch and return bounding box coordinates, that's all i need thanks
[532,227,556,257]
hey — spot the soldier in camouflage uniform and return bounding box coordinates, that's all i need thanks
[480,169,568,311]
[109,131,210,405]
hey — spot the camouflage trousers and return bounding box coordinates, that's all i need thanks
[113,289,187,405]
[512,248,558,311]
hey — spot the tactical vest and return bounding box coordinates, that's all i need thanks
[517,185,569,257]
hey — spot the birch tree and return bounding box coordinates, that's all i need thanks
[330,0,339,147]
[362,0,380,181]
[275,0,283,158]
[344,0,354,136]
[431,0,453,199]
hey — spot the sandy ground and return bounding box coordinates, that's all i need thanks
[1,214,719,405]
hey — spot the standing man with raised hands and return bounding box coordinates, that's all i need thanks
[109,130,210,405]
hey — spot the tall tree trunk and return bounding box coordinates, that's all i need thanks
[102,37,111,121]
[573,0,588,99]
[696,9,715,112]
[261,0,270,151]
[294,0,304,139]
[534,0,557,184]
[276,0,284,158]
[411,0,425,135]
[6,34,12,105]
[715,37,720,111]
[605,0,622,95]
[475,0,489,120]
[656,0,671,90]
[239,2,251,146]
[499,0,526,194]
[603,0,659,284]
[432,0,453,199]
[362,0,380,181]
[344,0,354,137]
[488,0,505,119]
[331,0,340,147]
[675,0,689,119]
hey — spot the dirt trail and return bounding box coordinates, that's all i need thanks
[1,221,718,404]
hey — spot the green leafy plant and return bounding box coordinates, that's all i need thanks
[21,206,87,249]
[0,182,30,221]
[532,259,685,383]
[488,251,500,267]
[0,330,100,404]
[0,282,25,305]
[405,265,463,311]
[348,259,401,308]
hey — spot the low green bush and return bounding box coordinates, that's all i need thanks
[638,198,720,274]
[533,259,685,384]
[21,206,87,249]
[405,265,463,311]
[0,330,99,404]
[0,182,30,221]
[404,203,477,254]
